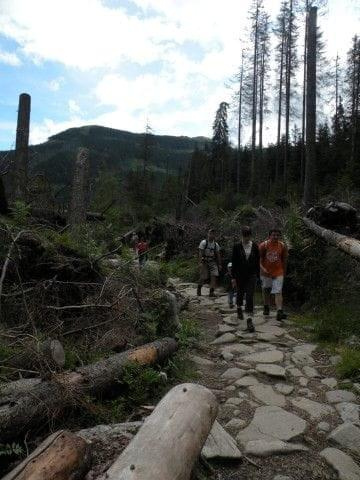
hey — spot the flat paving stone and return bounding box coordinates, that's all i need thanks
[321,377,338,389]
[299,377,309,387]
[326,389,357,404]
[275,383,294,395]
[255,324,286,337]
[291,351,315,366]
[249,384,286,407]
[242,350,284,364]
[245,439,308,457]
[287,367,303,377]
[236,406,307,446]
[235,376,259,387]
[202,420,243,460]
[335,402,360,425]
[223,315,239,326]
[257,333,278,342]
[221,351,234,361]
[291,397,334,420]
[190,355,215,366]
[222,344,254,355]
[216,324,237,336]
[225,418,246,429]
[317,422,331,432]
[225,397,244,406]
[211,333,237,345]
[293,343,317,354]
[320,447,360,480]
[328,423,360,454]
[256,364,286,378]
[303,366,321,378]
[221,367,247,380]
[273,477,293,480]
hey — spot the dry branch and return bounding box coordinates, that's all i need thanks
[103,383,218,480]
[0,337,178,442]
[303,217,360,259]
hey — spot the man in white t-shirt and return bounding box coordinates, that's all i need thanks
[197,229,222,297]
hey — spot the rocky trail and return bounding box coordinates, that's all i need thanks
[172,279,360,480]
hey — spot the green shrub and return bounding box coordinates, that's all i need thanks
[162,257,198,282]
[176,316,200,348]
[336,347,360,379]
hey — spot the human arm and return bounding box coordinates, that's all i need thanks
[259,243,270,277]
[282,244,288,276]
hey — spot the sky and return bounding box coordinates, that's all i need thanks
[0,0,359,150]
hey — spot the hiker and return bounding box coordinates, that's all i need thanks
[224,262,236,308]
[137,236,149,268]
[197,229,221,297]
[231,226,259,332]
[259,228,288,322]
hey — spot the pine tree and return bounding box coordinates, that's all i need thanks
[346,35,360,179]
[212,102,230,192]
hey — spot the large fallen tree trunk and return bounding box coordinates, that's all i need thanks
[103,383,218,480]
[303,217,360,260]
[2,430,91,480]
[0,337,177,442]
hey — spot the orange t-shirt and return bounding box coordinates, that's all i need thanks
[259,240,287,277]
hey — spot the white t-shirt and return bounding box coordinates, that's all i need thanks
[242,240,253,260]
[199,239,220,260]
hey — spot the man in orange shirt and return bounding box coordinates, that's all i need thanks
[259,229,288,322]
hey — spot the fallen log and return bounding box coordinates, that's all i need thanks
[2,430,91,480]
[0,337,177,442]
[103,383,218,480]
[303,217,360,260]
[6,338,65,374]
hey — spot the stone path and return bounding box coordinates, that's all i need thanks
[172,279,360,480]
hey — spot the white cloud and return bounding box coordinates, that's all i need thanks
[47,77,65,91]
[68,99,81,115]
[0,49,21,66]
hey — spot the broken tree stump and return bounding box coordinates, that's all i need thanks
[2,430,91,480]
[103,383,218,480]
[0,337,177,442]
[7,338,65,373]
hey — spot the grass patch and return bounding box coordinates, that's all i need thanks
[336,347,360,379]
[162,257,198,283]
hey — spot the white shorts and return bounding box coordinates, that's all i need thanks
[261,276,284,294]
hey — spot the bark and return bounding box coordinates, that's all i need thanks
[303,7,317,208]
[237,50,244,193]
[284,0,293,191]
[13,93,31,201]
[300,4,309,186]
[2,430,91,480]
[276,16,286,185]
[103,383,218,480]
[303,217,360,259]
[68,147,90,228]
[0,338,178,442]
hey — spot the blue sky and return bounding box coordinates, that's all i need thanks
[0,0,359,150]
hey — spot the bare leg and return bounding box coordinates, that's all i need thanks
[275,293,283,311]
[263,288,271,307]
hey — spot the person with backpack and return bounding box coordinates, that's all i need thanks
[197,229,221,297]
[231,226,259,332]
[259,228,288,322]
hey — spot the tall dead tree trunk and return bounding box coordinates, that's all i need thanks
[300,2,309,186]
[284,0,293,192]
[276,16,286,185]
[13,93,31,201]
[237,49,244,193]
[250,3,259,196]
[68,147,90,228]
[303,6,317,208]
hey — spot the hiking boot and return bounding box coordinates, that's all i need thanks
[263,305,270,316]
[229,303,235,309]
[237,307,244,320]
[276,309,287,322]
[197,285,202,296]
[245,318,255,333]
[209,288,216,298]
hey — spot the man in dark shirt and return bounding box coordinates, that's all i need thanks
[231,226,260,332]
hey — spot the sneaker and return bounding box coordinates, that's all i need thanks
[237,307,244,320]
[276,310,287,322]
[245,318,255,333]
[197,285,202,296]
[209,288,216,298]
[263,305,270,316]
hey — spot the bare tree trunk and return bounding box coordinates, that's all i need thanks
[13,93,31,201]
[250,3,259,195]
[68,147,90,228]
[303,6,317,208]
[284,0,293,192]
[237,50,244,193]
[104,383,218,480]
[350,37,360,172]
[276,17,285,185]
[301,3,309,186]
[259,48,265,162]
[335,53,339,126]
